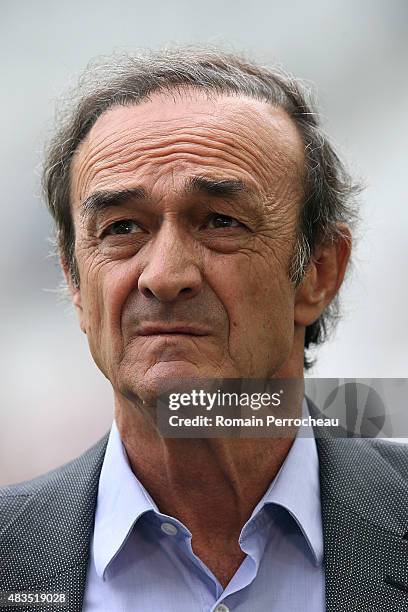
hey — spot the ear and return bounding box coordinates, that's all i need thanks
[60,256,87,335]
[294,226,352,327]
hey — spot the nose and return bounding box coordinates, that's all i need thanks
[138,223,203,302]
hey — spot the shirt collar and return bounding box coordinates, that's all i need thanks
[93,398,323,578]
[245,398,323,566]
[92,419,158,579]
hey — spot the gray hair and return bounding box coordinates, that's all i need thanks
[42,46,360,369]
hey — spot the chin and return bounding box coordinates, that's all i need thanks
[120,360,208,403]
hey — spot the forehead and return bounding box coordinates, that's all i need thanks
[70,91,304,206]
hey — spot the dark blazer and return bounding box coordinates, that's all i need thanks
[2,423,408,611]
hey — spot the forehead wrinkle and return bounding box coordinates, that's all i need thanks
[135,135,266,187]
[75,135,296,209]
[72,125,143,204]
[72,102,304,208]
[79,117,268,172]
[78,145,267,207]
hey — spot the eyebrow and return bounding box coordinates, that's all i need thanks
[79,176,255,223]
[186,176,253,198]
[80,187,147,222]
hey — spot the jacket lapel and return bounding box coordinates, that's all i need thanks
[0,433,109,612]
[316,433,408,611]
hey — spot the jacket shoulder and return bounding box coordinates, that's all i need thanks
[0,433,109,600]
[0,433,109,526]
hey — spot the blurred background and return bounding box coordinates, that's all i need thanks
[1,0,407,485]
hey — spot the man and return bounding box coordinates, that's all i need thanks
[1,47,408,612]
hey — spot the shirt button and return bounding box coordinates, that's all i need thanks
[215,605,229,612]
[160,522,178,536]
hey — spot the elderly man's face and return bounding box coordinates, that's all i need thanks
[69,92,305,400]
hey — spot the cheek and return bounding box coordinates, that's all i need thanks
[81,259,139,365]
[209,253,295,348]
[219,251,293,309]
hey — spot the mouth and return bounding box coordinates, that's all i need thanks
[136,324,210,337]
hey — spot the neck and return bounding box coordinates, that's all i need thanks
[113,337,306,586]
[114,380,304,543]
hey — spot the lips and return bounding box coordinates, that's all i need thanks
[136,324,209,336]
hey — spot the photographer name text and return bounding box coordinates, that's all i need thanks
[167,415,339,428]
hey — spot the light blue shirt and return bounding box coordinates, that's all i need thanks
[83,401,325,611]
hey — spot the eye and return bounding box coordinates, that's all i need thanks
[102,219,141,236]
[206,214,243,229]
